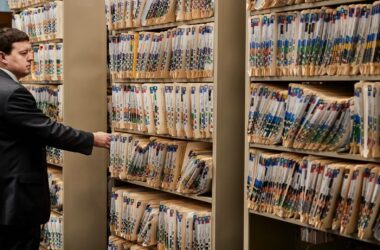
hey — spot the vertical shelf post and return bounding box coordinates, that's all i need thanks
[213,0,246,249]
[63,0,108,249]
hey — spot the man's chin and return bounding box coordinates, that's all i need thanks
[18,71,31,80]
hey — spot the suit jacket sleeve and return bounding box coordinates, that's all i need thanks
[3,86,94,155]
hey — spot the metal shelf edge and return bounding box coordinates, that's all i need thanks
[249,144,380,163]
[113,178,212,204]
[250,75,380,82]
[250,0,367,15]
[47,162,64,168]
[114,128,213,143]
[110,17,215,33]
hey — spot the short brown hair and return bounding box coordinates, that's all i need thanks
[0,28,29,55]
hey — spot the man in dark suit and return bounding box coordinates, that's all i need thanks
[0,28,111,250]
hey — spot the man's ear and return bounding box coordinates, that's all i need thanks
[0,51,8,66]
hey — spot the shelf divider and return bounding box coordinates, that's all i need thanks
[111,17,215,33]
[62,0,107,249]
[249,143,380,163]
[114,178,212,204]
[113,128,212,143]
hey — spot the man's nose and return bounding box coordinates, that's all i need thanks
[27,54,33,61]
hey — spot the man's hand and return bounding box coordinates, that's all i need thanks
[93,132,111,149]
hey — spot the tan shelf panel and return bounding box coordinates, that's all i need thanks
[51,209,63,216]
[113,77,214,83]
[47,162,64,168]
[249,210,380,246]
[249,143,380,163]
[113,177,212,204]
[111,17,215,33]
[250,75,380,82]
[250,0,367,15]
[114,128,213,143]
[51,208,63,216]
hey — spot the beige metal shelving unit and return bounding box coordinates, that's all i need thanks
[109,0,246,249]
[10,0,108,249]
[63,1,107,249]
[244,0,380,249]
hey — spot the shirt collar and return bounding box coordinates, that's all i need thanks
[0,68,19,83]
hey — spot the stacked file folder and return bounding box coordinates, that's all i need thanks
[340,166,380,238]
[158,199,212,249]
[283,84,352,151]
[110,187,211,249]
[176,144,212,195]
[350,82,380,158]
[25,84,64,165]
[247,83,287,145]
[25,84,63,122]
[108,236,131,250]
[108,94,113,132]
[248,82,380,158]
[7,0,48,9]
[176,0,214,21]
[374,214,380,241]
[247,150,380,240]
[248,0,328,11]
[41,212,63,250]
[145,138,188,189]
[110,133,212,194]
[105,0,214,30]
[48,168,63,211]
[110,133,150,181]
[248,83,352,153]
[109,23,214,79]
[46,146,64,166]
[108,236,152,250]
[26,43,64,81]
[13,1,63,42]
[106,0,176,29]
[249,2,380,76]
[110,188,170,246]
[112,83,213,139]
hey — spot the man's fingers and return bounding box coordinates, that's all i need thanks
[93,132,112,149]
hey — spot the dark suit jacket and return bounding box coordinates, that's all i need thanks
[0,70,94,226]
